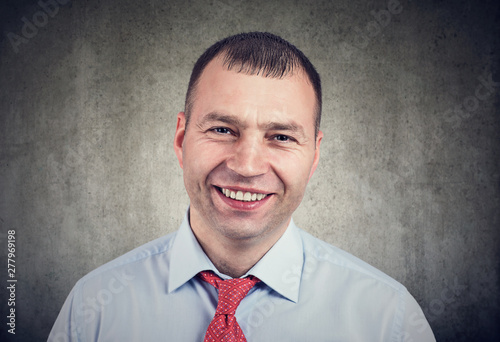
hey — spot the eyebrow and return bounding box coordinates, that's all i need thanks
[200,112,244,128]
[263,122,306,139]
[199,111,308,140]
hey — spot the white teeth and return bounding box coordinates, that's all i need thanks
[220,188,267,202]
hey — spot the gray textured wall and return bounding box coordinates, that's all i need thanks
[0,0,499,341]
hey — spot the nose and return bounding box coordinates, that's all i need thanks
[226,137,269,178]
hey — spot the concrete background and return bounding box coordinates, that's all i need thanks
[0,0,498,340]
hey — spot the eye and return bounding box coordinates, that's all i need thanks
[274,134,291,142]
[213,127,232,134]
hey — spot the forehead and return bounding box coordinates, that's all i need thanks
[192,58,316,131]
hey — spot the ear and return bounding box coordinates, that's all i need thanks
[174,112,186,169]
[308,130,323,181]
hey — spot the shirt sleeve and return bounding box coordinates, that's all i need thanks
[401,291,436,342]
[47,285,82,342]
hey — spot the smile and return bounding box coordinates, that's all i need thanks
[218,187,268,202]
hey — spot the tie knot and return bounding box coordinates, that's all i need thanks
[198,271,260,315]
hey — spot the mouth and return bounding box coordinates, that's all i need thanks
[215,186,269,202]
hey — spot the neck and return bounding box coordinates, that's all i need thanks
[199,239,264,278]
[189,212,289,278]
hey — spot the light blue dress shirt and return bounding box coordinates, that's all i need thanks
[49,210,435,341]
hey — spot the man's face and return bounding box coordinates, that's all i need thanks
[174,58,322,244]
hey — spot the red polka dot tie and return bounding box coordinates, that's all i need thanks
[198,270,261,342]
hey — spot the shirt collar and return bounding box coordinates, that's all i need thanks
[244,219,303,303]
[168,209,304,303]
[168,210,216,293]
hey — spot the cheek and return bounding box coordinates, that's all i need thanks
[184,141,226,178]
[270,151,313,188]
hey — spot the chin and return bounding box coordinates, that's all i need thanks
[220,216,289,242]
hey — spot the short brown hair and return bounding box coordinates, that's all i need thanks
[184,32,322,137]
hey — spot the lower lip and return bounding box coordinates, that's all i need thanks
[215,187,272,211]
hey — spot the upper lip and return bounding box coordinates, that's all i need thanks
[214,185,271,195]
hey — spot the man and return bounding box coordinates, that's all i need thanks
[49,32,435,341]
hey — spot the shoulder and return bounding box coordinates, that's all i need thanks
[48,231,180,341]
[76,230,178,288]
[294,229,430,340]
[298,227,406,294]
